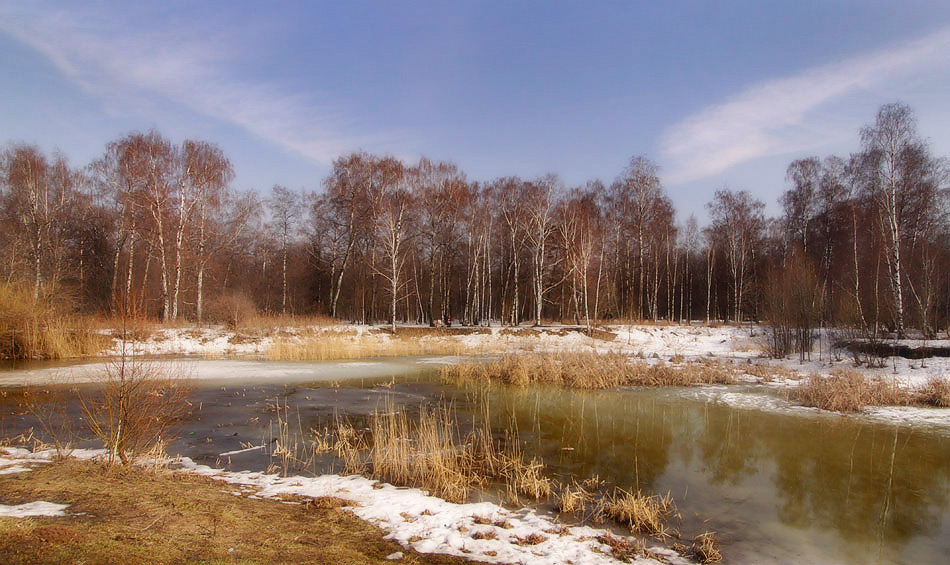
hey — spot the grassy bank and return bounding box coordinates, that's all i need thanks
[0,458,467,564]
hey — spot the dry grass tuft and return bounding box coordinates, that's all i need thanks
[602,488,678,537]
[554,481,591,515]
[513,532,547,546]
[596,533,648,562]
[334,400,546,504]
[471,529,498,541]
[690,532,723,563]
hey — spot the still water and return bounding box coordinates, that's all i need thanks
[2,357,948,564]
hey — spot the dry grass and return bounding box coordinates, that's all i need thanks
[267,334,468,361]
[503,455,553,505]
[0,283,110,360]
[915,377,950,407]
[601,488,678,537]
[442,352,738,390]
[690,532,723,563]
[596,533,649,562]
[0,458,467,564]
[240,312,340,331]
[554,481,591,515]
[333,401,528,503]
[794,370,912,412]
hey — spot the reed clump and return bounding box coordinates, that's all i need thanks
[794,370,912,412]
[0,282,109,360]
[441,352,738,390]
[307,399,714,560]
[690,532,723,563]
[331,401,529,503]
[915,377,950,407]
[602,488,678,537]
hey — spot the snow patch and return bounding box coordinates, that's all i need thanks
[0,501,69,518]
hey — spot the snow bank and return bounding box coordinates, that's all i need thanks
[175,456,688,565]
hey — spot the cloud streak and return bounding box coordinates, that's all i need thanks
[661,27,950,185]
[0,4,388,165]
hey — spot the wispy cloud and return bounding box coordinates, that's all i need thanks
[0,4,390,164]
[661,27,950,185]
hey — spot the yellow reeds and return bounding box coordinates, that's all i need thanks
[0,282,109,360]
[266,334,467,361]
[794,370,912,412]
[441,352,739,390]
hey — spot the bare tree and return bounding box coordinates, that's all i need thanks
[708,189,765,322]
[268,185,300,315]
[371,158,413,332]
[857,103,942,336]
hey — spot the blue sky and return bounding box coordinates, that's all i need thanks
[2,1,950,221]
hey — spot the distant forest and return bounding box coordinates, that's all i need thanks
[1,103,947,337]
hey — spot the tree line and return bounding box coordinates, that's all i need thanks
[1,103,947,338]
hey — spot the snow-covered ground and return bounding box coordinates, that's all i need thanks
[0,446,688,565]
[95,322,950,386]
[6,322,949,429]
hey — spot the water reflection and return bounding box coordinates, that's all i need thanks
[438,381,950,564]
[2,361,948,564]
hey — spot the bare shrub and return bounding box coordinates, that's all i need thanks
[210,291,258,329]
[760,252,820,361]
[80,353,192,464]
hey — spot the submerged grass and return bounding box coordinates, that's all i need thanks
[442,352,738,390]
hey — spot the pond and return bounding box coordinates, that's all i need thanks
[2,357,948,564]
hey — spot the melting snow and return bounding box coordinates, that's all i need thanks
[0,501,69,518]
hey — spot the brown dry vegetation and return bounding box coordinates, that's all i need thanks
[266,334,469,361]
[915,377,950,408]
[0,283,109,360]
[320,401,708,558]
[441,352,739,390]
[791,370,950,412]
[0,458,469,564]
[330,402,553,505]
